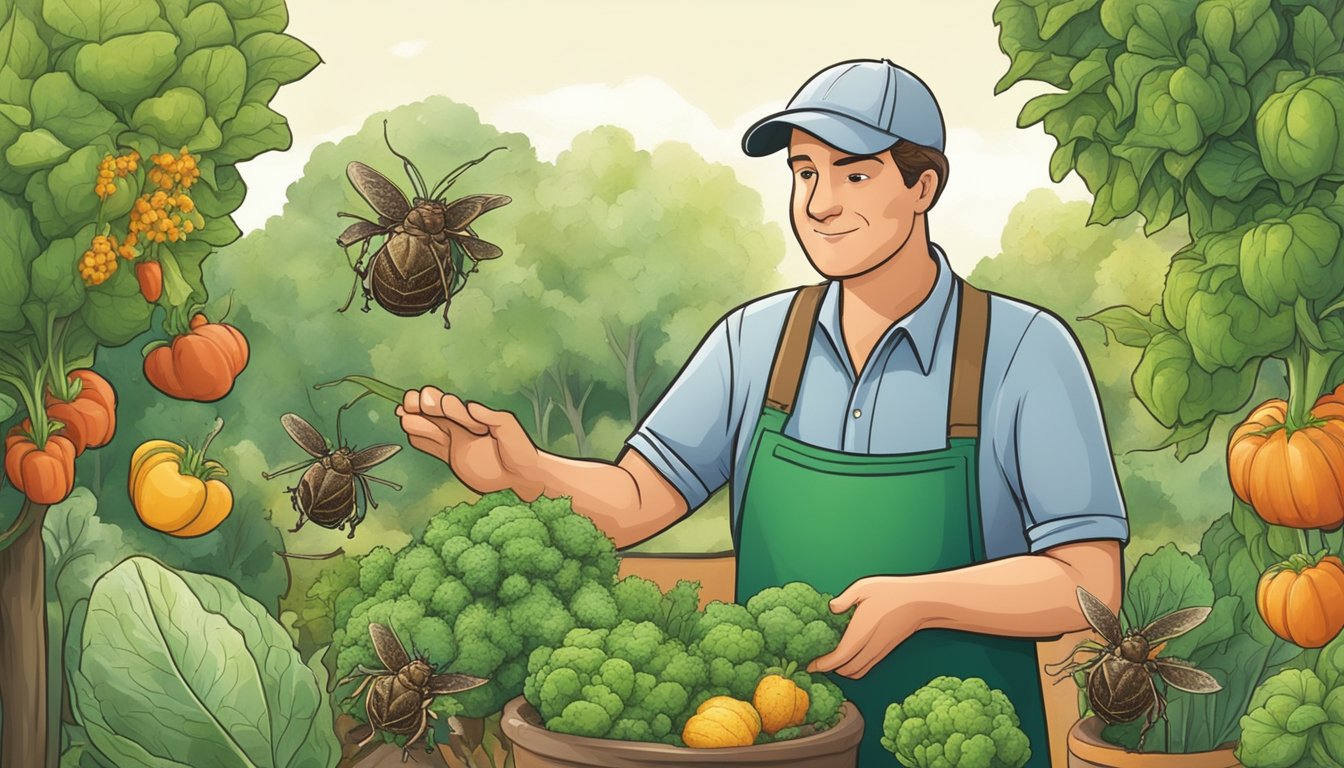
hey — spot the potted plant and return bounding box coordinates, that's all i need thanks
[994,0,1344,763]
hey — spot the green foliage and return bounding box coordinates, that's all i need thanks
[996,0,1344,465]
[70,557,340,767]
[881,675,1031,768]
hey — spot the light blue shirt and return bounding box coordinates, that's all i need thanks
[625,244,1129,560]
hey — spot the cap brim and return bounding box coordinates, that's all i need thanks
[741,109,903,157]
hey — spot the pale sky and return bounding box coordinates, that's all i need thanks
[235,0,1090,283]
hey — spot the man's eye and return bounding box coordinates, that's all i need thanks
[847,173,869,183]
[798,169,816,180]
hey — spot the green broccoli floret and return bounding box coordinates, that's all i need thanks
[550,514,602,559]
[510,584,575,647]
[407,616,456,663]
[706,656,766,702]
[546,646,608,679]
[694,601,756,640]
[756,605,806,657]
[786,619,842,668]
[612,576,663,624]
[882,676,1031,768]
[430,580,473,618]
[698,622,766,665]
[470,504,533,544]
[608,718,652,742]
[582,683,624,720]
[547,700,612,738]
[550,559,584,597]
[660,648,708,692]
[530,495,574,525]
[393,545,444,589]
[572,582,621,629]
[357,546,395,595]
[487,517,551,549]
[538,667,584,721]
[498,537,544,575]
[660,580,702,640]
[560,627,610,650]
[438,535,475,573]
[596,657,635,700]
[499,573,531,604]
[801,673,844,728]
[458,543,502,596]
[606,621,666,668]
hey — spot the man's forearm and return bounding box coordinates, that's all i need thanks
[900,542,1123,638]
[517,450,683,549]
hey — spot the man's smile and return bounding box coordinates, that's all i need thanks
[815,227,858,240]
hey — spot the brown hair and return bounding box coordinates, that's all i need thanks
[889,140,949,210]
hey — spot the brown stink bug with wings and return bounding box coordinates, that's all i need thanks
[340,622,488,761]
[336,121,511,329]
[1045,586,1222,750]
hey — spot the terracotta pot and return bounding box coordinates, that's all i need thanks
[1067,716,1240,768]
[501,695,863,768]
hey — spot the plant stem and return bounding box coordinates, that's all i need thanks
[1286,339,1309,429]
[1300,528,1312,557]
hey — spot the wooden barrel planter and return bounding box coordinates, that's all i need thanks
[501,696,863,768]
[1067,716,1240,768]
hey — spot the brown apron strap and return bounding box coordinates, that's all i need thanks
[765,284,828,413]
[948,279,990,439]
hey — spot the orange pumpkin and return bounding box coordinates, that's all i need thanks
[1227,397,1344,530]
[143,314,249,402]
[1256,554,1344,648]
[4,423,76,505]
[45,369,117,455]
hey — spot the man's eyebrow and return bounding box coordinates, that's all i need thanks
[835,155,883,167]
[787,154,812,165]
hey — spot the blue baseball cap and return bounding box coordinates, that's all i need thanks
[742,59,946,157]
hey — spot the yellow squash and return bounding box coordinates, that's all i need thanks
[682,701,758,748]
[754,675,809,735]
[129,420,232,537]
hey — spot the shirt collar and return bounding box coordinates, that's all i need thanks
[815,243,957,377]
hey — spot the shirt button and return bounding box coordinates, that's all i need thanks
[853,409,862,419]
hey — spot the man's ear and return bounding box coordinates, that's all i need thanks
[914,169,939,214]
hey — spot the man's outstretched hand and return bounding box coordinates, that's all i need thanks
[397,386,543,498]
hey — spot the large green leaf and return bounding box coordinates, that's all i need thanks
[214,102,288,164]
[1133,329,1260,427]
[41,0,160,42]
[30,72,120,147]
[1257,76,1344,187]
[29,227,91,319]
[1195,0,1282,85]
[191,162,246,217]
[1100,0,1199,58]
[71,557,342,768]
[1108,53,1176,121]
[239,32,319,92]
[80,264,153,346]
[166,46,246,123]
[1186,281,1295,369]
[0,193,36,332]
[74,31,178,109]
[217,0,286,42]
[5,127,71,172]
[0,8,49,78]
[1079,303,1165,348]
[37,146,106,240]
[1236,669,1327,767]
[1293,6,1338,70]
[1241,209,1344,314]
[131,87,206,147]
[1122,543,1215,630]
[171,3,234,53]
[1195,139,1269,201]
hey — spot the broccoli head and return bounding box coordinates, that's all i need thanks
[612,576,663,624]
[882,676,1031,768]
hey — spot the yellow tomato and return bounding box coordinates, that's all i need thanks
[129,431,232,537]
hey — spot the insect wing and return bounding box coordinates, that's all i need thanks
[369,623,412,672]
[1140,606,1212,644]
[442,194,512,231]
[428,672,489,695]
[1076,586,1123,646]
[347,162,411,222]
[456,235,503,261]
[282,413,329,458]
[337,219,387,248]
[351,443,401,471]
[1154,658,1222,693]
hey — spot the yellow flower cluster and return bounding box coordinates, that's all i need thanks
[94,151,141,200]
[79,235,120,286]
[129,190,198,245]
[148,148,201,190]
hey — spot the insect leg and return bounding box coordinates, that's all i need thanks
[262,459,317,480]
[1136,675,1164,752]
[341,674,374,702]
[339,241,371,313]
[431,245,455,330]
[362,473,404,490]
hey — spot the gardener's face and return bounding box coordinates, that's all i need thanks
[788,129,935,277]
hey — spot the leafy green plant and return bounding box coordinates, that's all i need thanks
[69,556,340,768]
[0,1,318,764]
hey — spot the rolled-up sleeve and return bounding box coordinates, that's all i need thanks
[995,310,1129,552]
[625,315,736,510]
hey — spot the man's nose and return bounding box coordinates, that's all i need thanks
[807,179,842,221]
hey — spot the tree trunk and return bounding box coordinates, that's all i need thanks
[548,365,593,458]
[0,500,49,768]
[523,378,555,450]
[605,322,646,424]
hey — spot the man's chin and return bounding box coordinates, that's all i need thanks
[801,250,884,280]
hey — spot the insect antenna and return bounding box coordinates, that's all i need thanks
[428,147,509,201]
[335,390,373,448]
[382,120,428,201]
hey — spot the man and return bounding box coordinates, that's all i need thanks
[398,59,1127,766]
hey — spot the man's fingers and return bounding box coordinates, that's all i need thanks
[416,386,446,416]
[439,393,489,436]
[837,636,898,679]
[807,617,876,673]
[829,581,866,613]
[466,402,528,440]
[406,434,446,459]
[400,413,451,444]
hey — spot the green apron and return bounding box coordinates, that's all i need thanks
[733,279,1050,768]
